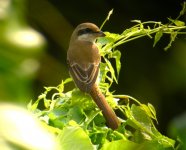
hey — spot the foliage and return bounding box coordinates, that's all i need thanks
[0,0,45,103]
[28,3,186,150]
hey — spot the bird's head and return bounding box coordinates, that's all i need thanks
[70,23,105,43]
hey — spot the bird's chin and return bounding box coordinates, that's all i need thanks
[78,34,96,43]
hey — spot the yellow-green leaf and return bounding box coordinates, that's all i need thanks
[153,30,163,47]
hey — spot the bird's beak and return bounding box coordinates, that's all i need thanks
[96,31,106,37]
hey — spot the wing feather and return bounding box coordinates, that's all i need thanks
[68,61,99,92]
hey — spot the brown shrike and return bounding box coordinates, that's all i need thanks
[67,23,120,129]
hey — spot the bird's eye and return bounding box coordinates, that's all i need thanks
[78,28,94,36]
[84,28,93,33]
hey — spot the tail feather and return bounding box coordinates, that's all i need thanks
[89,84,120,130]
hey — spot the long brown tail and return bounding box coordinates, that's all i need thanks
[89,84,120,130]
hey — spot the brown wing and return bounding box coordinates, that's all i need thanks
[68,61,99,93]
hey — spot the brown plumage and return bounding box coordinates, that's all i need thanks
[67,23,120,129]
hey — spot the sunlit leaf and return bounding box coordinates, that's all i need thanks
[148,103,158,123]
[67,106,85,124]
[139,140,174,150]
[153,30,163,47]
[100,9,114,29]
[131,104,152,132]
[84,109,101,127]
[140,104,158,123]
[101,139,139,150]
[104,58,117,84]
[57,78,73,93]
[112,50,121,77]
[105,32,120,40]
[99,63,109,83]
[174,20,185,26]
[58,126,94,150]
[164,32,177,51]
[168,18,185,26]
[98,36,115,46]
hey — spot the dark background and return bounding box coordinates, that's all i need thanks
[1,0,185,137]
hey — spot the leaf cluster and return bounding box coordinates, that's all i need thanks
[28,3,186,150]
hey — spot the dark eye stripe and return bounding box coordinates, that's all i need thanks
[77,28,94,36]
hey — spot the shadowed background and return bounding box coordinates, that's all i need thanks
[0,0,186,139]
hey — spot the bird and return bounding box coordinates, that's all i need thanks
[67,23,120,130]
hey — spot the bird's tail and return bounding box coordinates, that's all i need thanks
[89,84,120,130]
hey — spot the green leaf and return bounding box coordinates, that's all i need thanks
[138,103,158,124]
[28,96,43,111]
[174,20,185,26]
[97,36,115,46]
[101,139,139,150]
[112,50,121,77]
[150,128,175,148]
[84,109,102,127]
[63,77,73,84]
[67,106,85,124]
[168,18,185,26]
[147,103,158,123]
[164,32,177,51]
[153,30,163,47]
[100,9,113,29]
[57,78,73,93]
[58,126,94,150]
[105,32,120,39]
[131,104,152,132]
[140,140,174,150]
[48,107,69,128]
[99,63,109,83]
[70,89,95,111]
[89,127,108,146]
[104,58,117,84]
[157,135,175,148]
